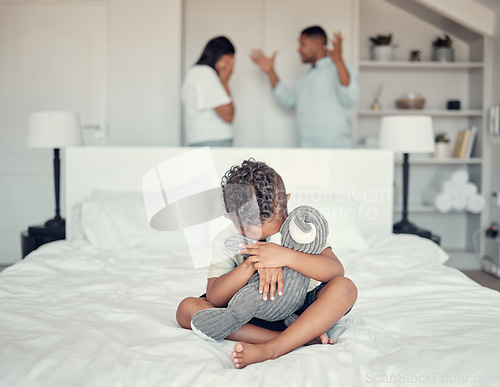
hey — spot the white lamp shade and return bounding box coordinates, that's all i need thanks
[27,111,83,148]
[379,115,435,153]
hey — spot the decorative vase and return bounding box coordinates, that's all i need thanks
[372,45,393,61]
[433,142,451,159]
[433,47,454,62]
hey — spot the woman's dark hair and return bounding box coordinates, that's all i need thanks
[195,36,235,69]
[221,158,287,226]
[301,26,327,45]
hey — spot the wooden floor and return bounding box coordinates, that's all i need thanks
[462,270,500,292]
[1,265,499,291]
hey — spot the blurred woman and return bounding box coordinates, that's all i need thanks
[182,36,235,146]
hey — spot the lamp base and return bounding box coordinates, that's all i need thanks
[393,220,441,245]
[44,217,65,229]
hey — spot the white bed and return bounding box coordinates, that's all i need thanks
[1,147,500,387]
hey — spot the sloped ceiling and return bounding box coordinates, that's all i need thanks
[384,0,494,41]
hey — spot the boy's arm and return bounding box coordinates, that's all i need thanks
[207,265,285,306]
[241,243,344,282]
[205,262,256,307]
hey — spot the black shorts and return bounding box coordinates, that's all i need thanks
[199,282,329,332]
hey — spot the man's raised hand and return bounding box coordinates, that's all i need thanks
[250,49,277,74]
[325,31,344,64]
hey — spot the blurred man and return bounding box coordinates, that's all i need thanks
[251,26,359,148]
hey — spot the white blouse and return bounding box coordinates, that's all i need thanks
[182,65,233,145]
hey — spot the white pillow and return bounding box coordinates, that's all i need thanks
[287,194,369,252]
[72,189,369,253]
[74,190,166,250]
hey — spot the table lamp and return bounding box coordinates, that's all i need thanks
[27,111,82,228]
[379,115,440,242]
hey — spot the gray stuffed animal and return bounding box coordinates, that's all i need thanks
[190,205,329,341]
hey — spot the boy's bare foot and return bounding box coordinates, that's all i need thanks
[231,333,335,369]
[231,342,275,369]
[305,332,335,346]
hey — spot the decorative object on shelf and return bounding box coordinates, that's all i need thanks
[447,100,461,110]
[409,49,421,62]
[396,92,425,109]
[379,115,440,244]
[433,132,451,159]
[423,168,485,214]
[432,34,454,62]
[452,126,477,158]
[27,111,83,228]
[371,83,383,111]
[369,33,394,61]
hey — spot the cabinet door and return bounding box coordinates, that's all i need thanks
[183,0,355,147]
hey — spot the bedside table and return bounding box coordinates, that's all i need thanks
[21,225,65,259]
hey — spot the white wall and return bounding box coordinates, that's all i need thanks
[183,0,356,147]
[108,0,182,146]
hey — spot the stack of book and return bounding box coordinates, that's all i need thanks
[452,126,477,158]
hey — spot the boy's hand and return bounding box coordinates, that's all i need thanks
[240,242,290,301]
[240,241,289,269]
[257,268,284,301]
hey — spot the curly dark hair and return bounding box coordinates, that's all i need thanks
[221,158,287,226]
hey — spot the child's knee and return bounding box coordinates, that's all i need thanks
[176,297,199,329]
[340,277,358,303]
[176,297,214,329]
[337,277,357,304]
[325,276,358,304]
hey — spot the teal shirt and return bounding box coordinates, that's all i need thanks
[272,57,360,148]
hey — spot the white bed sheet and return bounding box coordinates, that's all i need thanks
[1,234,500,387]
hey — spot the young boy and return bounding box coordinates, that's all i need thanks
[176,159,357,369]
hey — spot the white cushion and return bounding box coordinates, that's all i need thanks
[72,190,166,250]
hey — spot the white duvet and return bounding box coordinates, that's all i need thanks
[1,234,500,387]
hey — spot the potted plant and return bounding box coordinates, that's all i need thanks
[432,34,454,62]
[434,132,451,159]
[369,33,394,61]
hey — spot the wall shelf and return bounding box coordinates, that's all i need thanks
[356,0,491,265]
[393,205,478,214]
[358,109,483,117]
[394,158,483,165]
[393,205,436,213]
[359,60,484,70]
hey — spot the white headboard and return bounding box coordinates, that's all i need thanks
[66,147,393,239]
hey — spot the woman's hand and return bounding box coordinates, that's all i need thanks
[215,55,234,86]
[257,267,284,301]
